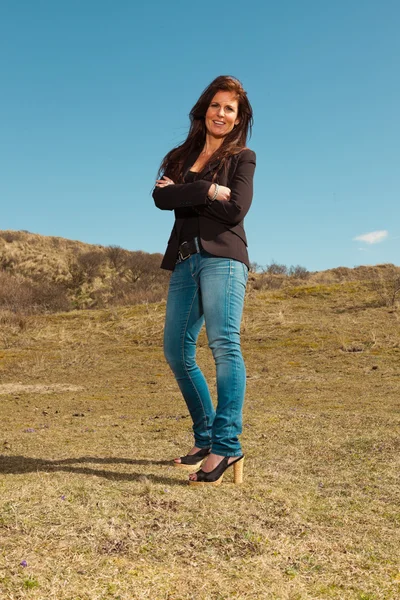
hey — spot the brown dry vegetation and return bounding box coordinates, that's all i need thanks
[1,232,400,599]
[0,230,169,311]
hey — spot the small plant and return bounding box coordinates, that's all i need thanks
[23,576,39,589]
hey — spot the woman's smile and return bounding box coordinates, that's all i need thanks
[205,90,240,137]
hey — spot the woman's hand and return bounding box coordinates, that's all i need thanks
[208,184,231,201]
[155,176,175,188]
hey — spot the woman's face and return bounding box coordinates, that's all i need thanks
[205,90,240,138]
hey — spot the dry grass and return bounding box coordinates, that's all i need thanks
[1,274,400,599]
[0,230,169,311]
[3,230,400,315]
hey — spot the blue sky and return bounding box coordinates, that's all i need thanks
[1,0,399,271]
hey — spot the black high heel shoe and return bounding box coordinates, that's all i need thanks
[173,447,211,471]
[188,455,244,486]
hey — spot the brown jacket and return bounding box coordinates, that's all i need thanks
[153,147,256,270]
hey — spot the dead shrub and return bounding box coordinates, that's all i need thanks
[30,280,70,312]
[288,265,310,279]
[250,261,309,290]
[0,272,69,314]
[106,245,127,271]
[65,259,86,290]
[0,272,35,312]
[77,250,105,281]
[249,261,262,273]
[252,273,285,291]
[265,261,288,275]
[123,251,158,284]
[122,251,166,286]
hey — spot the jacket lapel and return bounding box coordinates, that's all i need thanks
[201,158,221,178]
[182,149,200,177]
[183,148,220,179]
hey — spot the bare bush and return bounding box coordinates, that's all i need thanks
[77,250,105,281]
[0,272,35,312]
[265,261,288,275]
[288,265,310,279]
[249,262,262,273]
[249,260,310,288]
[65,259,86,290]
[122,251,164,285]
[106,245,127,271]
[0,272,69,313]
[252,273,285,291]
[108,251,170,305]
[123,251,153,284]
[30,281,70,312]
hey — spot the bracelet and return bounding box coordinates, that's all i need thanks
[208,183,219,202]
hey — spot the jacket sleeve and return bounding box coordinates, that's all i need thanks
[153,180,212,211]
[197,149,256,226]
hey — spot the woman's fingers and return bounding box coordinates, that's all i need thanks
[155,176,175,187]
[217,185,231,201]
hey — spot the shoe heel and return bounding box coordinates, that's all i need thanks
[233,457,244,484]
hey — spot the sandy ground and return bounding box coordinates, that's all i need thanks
[0,383,84,395]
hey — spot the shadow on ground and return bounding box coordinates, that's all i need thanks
[0,455,183,485]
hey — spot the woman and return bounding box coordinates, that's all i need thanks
[153,75,256,486]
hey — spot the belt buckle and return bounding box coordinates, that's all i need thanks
[178,241,191,261]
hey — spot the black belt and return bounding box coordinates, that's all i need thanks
[177,237,201,262]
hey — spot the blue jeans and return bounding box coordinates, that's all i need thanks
[164,249,248,456]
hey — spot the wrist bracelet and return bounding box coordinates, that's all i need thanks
[209,183,219,202]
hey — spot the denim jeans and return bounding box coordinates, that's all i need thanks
[164,249,248,456]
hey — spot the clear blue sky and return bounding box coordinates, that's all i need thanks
[1,0,399,271]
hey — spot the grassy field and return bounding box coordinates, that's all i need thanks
[1,280,399,599]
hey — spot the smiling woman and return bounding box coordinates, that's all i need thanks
[152,75,256,487]
[204,91,241,138]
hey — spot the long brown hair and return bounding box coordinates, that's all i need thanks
[157,75,253,183]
